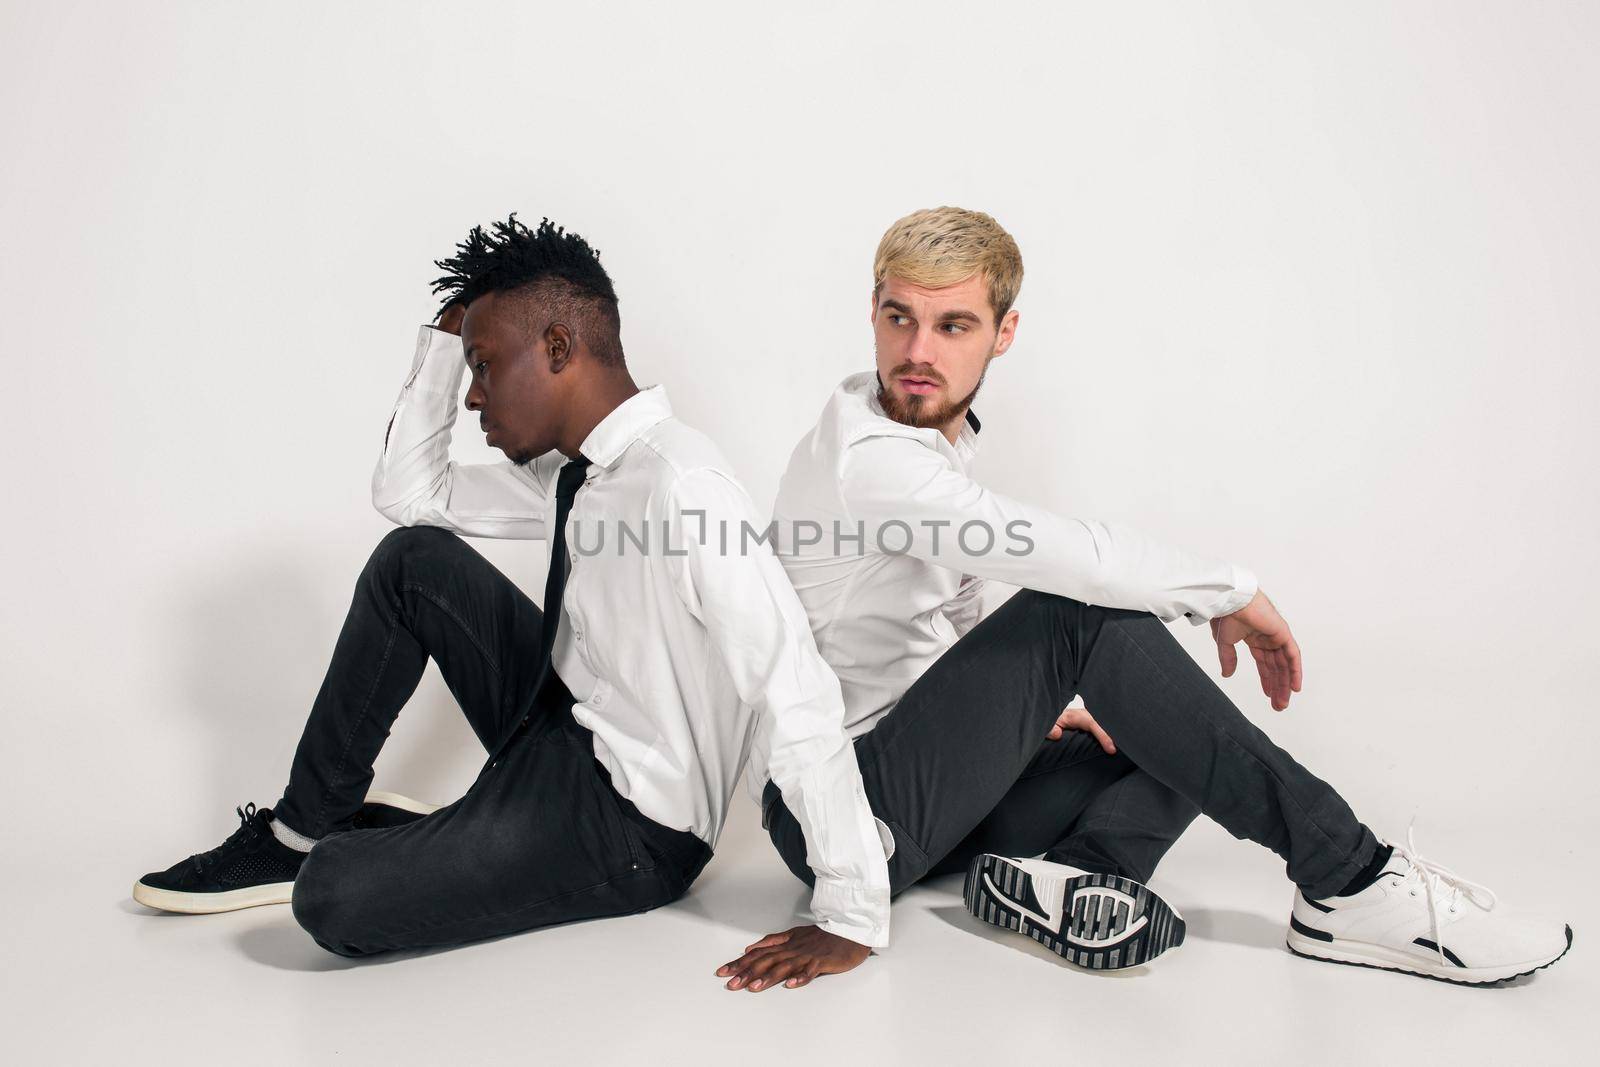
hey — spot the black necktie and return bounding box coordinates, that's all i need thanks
[533,456,592,691]
[485,455,591,769]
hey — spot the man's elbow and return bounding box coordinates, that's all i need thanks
[370,466,448,528]
[370,483,426,528]
[370,495,408,527]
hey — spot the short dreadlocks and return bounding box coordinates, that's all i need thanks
[431,213,625,367]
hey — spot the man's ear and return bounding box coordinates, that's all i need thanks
[991,308,1020,359]
[545,321,573,371]
[868,289,879,325]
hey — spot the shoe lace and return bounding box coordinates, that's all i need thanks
[1391,821,1497,966]
[193,802,267,873]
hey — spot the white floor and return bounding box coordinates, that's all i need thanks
[14,798,1591,1065]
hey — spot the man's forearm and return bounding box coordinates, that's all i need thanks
[371,326,469,524]
[369,325,550,538]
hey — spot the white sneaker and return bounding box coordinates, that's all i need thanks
[963,854,1186,970]
[1286,829,1572,985]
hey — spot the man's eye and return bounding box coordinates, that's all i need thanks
[475,361,488,374]
[941,323,966,334]
[891,315,910,326]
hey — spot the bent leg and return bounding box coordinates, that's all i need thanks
[1041,768,1200,883]
[923,730,1129,875]
[291,721,706,956]
[275,526,548,838]
[923,732,1201,883]
[818,589,1374,900]
[1050,594,1376,898]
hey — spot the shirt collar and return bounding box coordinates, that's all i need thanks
[578,384,674,470]
[955,405,981,460]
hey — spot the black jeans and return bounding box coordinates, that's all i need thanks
[276,526,711,957]
[765,589,1377,901]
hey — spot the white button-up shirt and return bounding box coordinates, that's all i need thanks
[772,371,1259,736]
[370,327,892,947]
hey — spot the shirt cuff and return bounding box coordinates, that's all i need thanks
[406,325,467,395]
[1186,563,1259,625]
[813,876,892,949]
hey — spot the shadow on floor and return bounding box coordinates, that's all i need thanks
[1180,907,1285,951]
[232,903,633,972]
[667,869,812,941]
[235,921,369,971]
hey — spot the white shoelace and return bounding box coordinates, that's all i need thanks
[1390,822,1498,965]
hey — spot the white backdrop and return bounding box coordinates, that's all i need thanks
[2,1,1597,1059]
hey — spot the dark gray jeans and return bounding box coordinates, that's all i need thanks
[277,526,711,956]
[764,589,1377,901]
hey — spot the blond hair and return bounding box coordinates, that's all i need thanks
[872,206,1024,322]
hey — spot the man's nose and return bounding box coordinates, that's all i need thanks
[464,388,483,412]
[904,326,939,369]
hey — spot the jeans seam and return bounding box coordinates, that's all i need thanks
[309,605,402,836]
[399,581,506,679]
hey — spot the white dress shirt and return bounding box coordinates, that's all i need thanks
[772,371,1259,736]
[370,327,893,947]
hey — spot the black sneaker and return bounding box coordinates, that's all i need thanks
[963,854,1186,970]
[132,803,305,914]
[351,790,440,830]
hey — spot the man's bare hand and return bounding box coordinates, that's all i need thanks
[1047,705,1116,753]
[433,300,466,335]
[715,925,870,991]
[1210,588,1302,711]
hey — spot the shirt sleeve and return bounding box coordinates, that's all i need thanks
[370,325,558,538]
[663,467,893,948]
[942,574,987,637]
[839,432,1257,625]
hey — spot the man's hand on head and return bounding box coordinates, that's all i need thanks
[715,925,871,991]
[433,300,466,336]
[1209,588,1303,711]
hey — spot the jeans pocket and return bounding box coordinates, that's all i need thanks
[885,820,930,893]
[618,817,653,873]
[590,763,653,874]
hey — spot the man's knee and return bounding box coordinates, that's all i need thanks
[1019,588,1156,631]
[291,839,373,957]
[366,524,463,580]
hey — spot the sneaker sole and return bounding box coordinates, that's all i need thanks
[130,790,439,915]
[962,854,1186,970]
[131,879,294,914]
[1286,923,1573,986]
[362,790,441,817]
